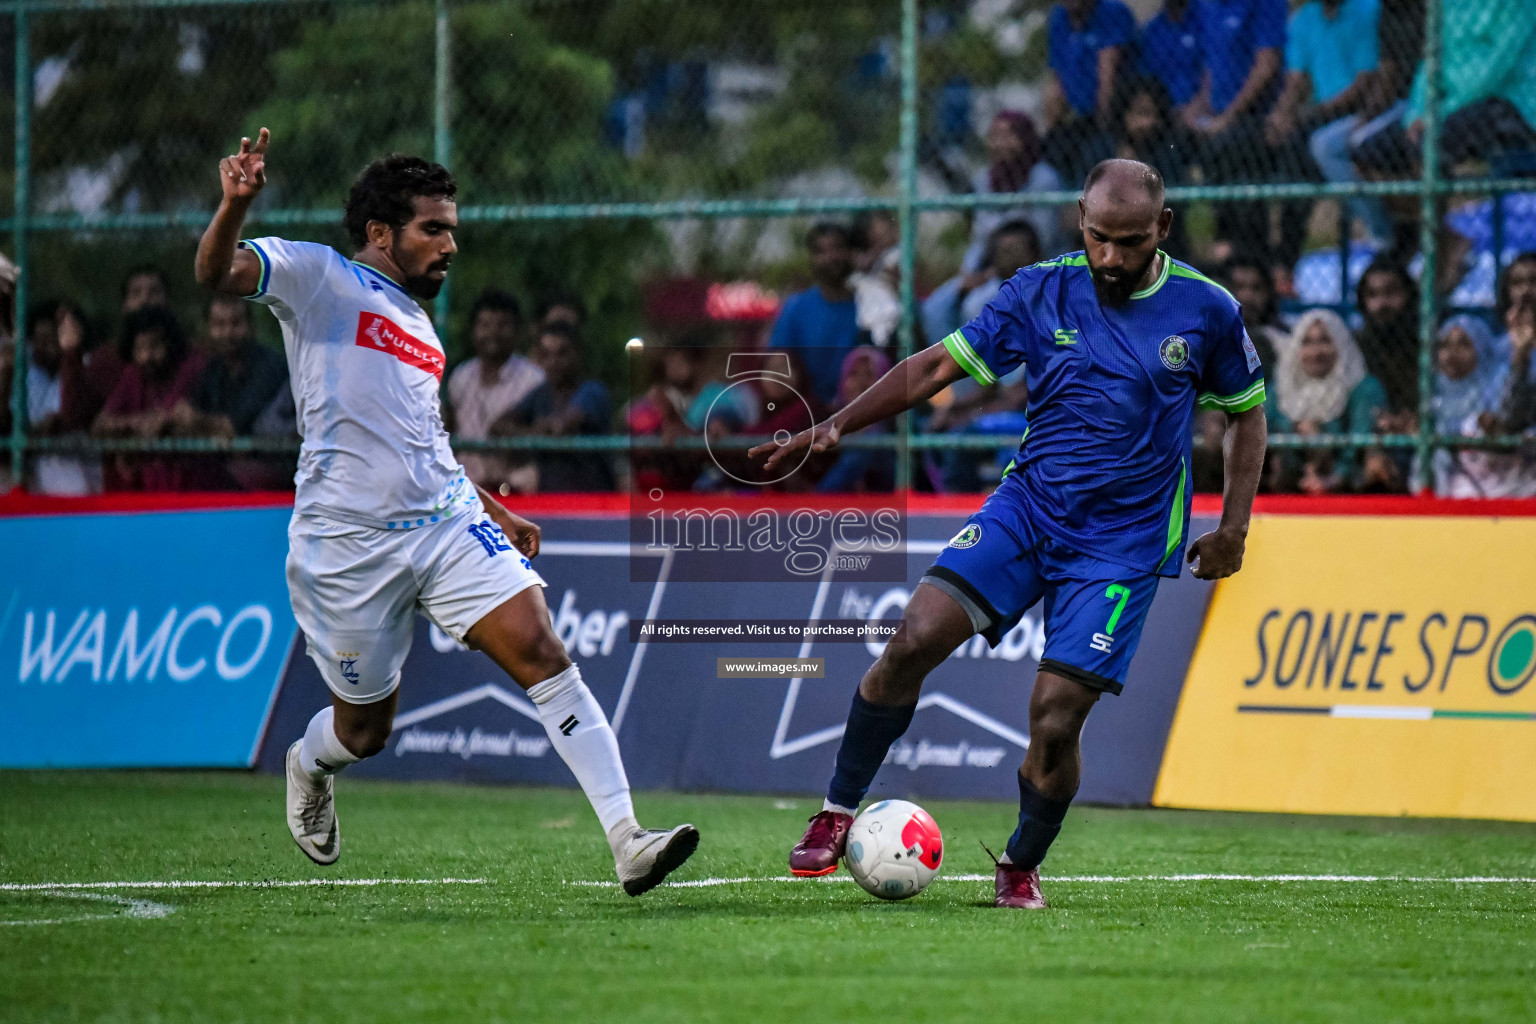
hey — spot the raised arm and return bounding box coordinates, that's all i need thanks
[195,128,270,296]
[749,341,970,472]
[1221,47,1281,121]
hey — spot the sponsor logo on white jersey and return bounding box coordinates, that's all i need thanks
[355,311,445,380]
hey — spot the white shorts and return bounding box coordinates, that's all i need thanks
[286,508,545,704]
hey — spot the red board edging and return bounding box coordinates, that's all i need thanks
[0,490,299,517]
[4,489,1536,519]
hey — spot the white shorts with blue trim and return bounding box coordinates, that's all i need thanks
[286,507,545,704]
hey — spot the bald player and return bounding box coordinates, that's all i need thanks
[752,159,1268,909]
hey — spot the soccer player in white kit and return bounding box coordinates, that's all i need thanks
[194,129,699,895]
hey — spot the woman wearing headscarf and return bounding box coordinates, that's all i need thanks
[1431,314,1536,497]
[962,111,1069,271]
[1267,308,1390,493]
[815,346,895,493]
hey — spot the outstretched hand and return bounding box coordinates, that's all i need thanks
[1186,525,1245,581]
[219,128,269,202]
[747,419,842,473]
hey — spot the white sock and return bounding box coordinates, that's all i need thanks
[823,800,858,817]
[298,707,362,782]
[528,665,637,843]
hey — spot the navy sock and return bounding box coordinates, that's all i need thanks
[825,691,916,810]
[1003,775,1073,870]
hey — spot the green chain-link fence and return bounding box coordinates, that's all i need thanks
[3,0,1533,495]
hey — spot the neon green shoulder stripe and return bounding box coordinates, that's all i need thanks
[1168,263,1236,302]
[1031,254,1090,270]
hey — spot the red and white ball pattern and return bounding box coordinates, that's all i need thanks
[842,799,944,900]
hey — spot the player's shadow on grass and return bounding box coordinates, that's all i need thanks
[595,889,996,919]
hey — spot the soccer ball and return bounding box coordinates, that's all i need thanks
[842,799,943,900]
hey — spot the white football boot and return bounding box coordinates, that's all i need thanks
[285,741,340,865]
[611,823,700,896]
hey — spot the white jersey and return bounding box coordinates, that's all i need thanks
[241,237,475,530]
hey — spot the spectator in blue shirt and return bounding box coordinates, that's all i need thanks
[768,222,863,406]
[1179,0,1289,276]
[1185,0,1287,124]
[1041,0,1135,185]
[1267,0,1391,248]
[1138,0,1204,112]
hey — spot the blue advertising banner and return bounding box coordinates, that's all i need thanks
[259,511,1216,805]
[0,508,298,767]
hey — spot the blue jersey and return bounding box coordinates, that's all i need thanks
[939,251,1266,578]
[1048,0,1137,116]
[1197,0,1287,115]
[1139,6,1205,107]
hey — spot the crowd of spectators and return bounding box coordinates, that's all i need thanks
[1,266,296,495]
[1190,248,1536,497]
[1029,0,1536,286]
[3,0,1535,498]
[0,268,618,497]
[4,244,1535,500]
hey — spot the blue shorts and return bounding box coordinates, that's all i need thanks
[924,497,1160,696]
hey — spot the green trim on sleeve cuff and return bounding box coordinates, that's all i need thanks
[1197,379,1266,413]
[238,239,272,299]
[941,329,998,386]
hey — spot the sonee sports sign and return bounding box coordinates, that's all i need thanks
[1157,514,1536,821]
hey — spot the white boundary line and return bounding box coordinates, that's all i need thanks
[0,878,490,892]
[568,873,1536,889]
[11,874,1534,896]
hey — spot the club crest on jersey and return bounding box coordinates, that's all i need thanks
[949,523,982,549]
[1159,335,1190,371]
[355,312,445,380]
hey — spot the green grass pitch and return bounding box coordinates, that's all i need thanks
[4,771,1536,1022]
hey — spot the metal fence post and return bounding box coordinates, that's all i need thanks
[8,0,30,491]
[432,0,452,341]
[895,0,918,492]
[1414,0,1442,494]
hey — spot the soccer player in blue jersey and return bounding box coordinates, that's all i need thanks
[751,159,1268,909]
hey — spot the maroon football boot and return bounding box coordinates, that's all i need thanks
[993,863,1048,909]
[789,810,854,877]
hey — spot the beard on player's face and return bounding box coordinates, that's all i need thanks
[1087,246,1157,306]
[392,238,451,300]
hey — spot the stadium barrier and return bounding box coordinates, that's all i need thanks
[1154,501,1536,822]
[0,498,297,767]
[17,493,1535,816]
[256,494,1217,804]
[0,492,1213,804]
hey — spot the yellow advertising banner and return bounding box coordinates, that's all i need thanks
[1154,515,1536,821]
